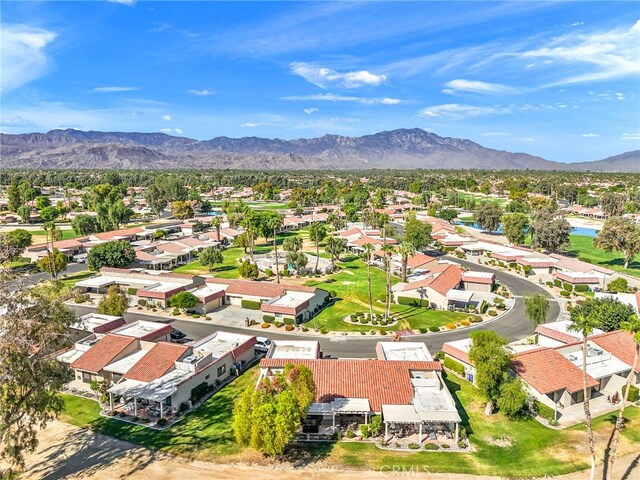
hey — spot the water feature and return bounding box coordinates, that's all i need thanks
[455,221,599,238]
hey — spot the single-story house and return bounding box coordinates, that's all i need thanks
[69,313,126,342]
[461,271,495,292]
[393,264,471,310]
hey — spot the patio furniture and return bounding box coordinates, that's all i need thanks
[444,431,453,440]
[428,432,437,441]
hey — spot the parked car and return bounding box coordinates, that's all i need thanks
[254,337,272,354]
[170,328,187,340]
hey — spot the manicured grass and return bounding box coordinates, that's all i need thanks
[304,255,475,332]
[60,366,260,460]
[208,201,288,211]
[30,229,82,244]
[58,271,94,287]
[567,234,640,278]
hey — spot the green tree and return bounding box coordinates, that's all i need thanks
[37,248,67,279]
[397,241,416,283]
[266,213,284,283]
[39,206,60,223]
[600,192,625,217]
[209,216,223,241]
[199,246,224,272]
[606,314,640,479]
[153,229,167,240]
[71,214,99,236]
[568,313,600,480]
[168,291,201,312]
[6,180,23,212]
[234,232,251,254]
[381,243,396,321]
[0,278,76,471]
[34,195,51,210]
[97,285,130,316]
[474,203,502,233]
[524,293,550,330]
[16,205,31,224]
[606,277,628,293]
[468,330,511,414]
[170,200,194,220]
[496,378,528,418]
[286,251,308,272]
[145,183,169,218]
[403,213,433,250]
[283,236,303,253]
[6,229,32,250]
[501,213,530,246]
[363,243,375,320]
[325,235,346,269]
[238,259,259,280]
[87,240,136,271]
[570,297,635,332]
[308,223,328,273]
[594,217,640,269]
[531,209,571,252]
[438,208,458,223]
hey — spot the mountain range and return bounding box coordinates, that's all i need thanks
[1,128,638,172]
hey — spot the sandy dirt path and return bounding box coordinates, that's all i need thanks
[9,421,639,480]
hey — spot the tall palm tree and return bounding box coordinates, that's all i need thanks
[43,222,62,280]
[606,314,640,479]
[397,241,415,283]
[210,216,222,242]
[309,223,328,273]
[363,243,375,320]
[568,313,600,480]
[380,244,396,321]
[268,214,284,283]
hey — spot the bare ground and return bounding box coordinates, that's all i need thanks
[6,421,639,480]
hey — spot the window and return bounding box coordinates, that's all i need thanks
[217,364,226,377]
[205,374,210,380]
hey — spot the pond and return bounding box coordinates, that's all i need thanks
[455,221,599,238]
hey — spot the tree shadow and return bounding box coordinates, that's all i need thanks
[283,441,335,468]
[442,372,473,437]
[621,454,640,480]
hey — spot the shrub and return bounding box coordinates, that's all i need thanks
[301,326,309,332]
[263,314,275,323]
[138,299,147,307]
[470,317,483,323]
[622,384,639,402]
[359,317,368,324]
[380,320,387,326]
[457,441,468,449]
[498,261,505,268]
[360,331,366,335]
[345,429,355,438]
[429,326,440,332]
[360,424,370,439]
[260,322,270,328]
[460,320,470,326]
[190,382,209,403]
[264,268,273,278]
[171,308,180,316]
[127,287,137,295]
[488,310,498,316]
[156,418,168,426]
[351,316,359,323]
[408,442,420,450]
[444,357,465,376]
[419,328,428,334]
[441,443,450,449]
[423,443,439,450]
[241,299,261,310]
[372,320,378,326]
[563,282,573,292]
[274,321,284,328]
[533,400,556,422]
[574,284,589,292]
[546,281,554,287]
[369,415,382,436]
[478,300,488,314]
[379,329,387,335]
[508,262,517,268]
[607,277,628,293]
[282,269,290,277]
[397,296,417,306]
[285,324,294,332]
[320,328,329,334]
[553,279,561,287]
[283,317,295,325]
[350,314,357,321]
[192,313,201,318]
[559,290,570,297]
[445,323,457,330]
[179,402,189,413]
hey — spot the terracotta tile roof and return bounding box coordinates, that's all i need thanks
[549,254,613,275]
[407,253,437,269]
[428,264,463,295]
[517,257,556,268]
[442,343,472,365]
[93,227,144,241]
[70,334,137,373]
[553,272,600,284]
[352,236,397,247]
[338,227,363,237]
[125,343,191,382]
[512,349,598,394]
[259,358,441,411]
[535,324,580,344]
[461,273,495,284]
[27,237,89,251]
[590,331,640,373]
[205,278,316,298]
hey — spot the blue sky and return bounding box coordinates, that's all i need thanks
[1,1,639,162]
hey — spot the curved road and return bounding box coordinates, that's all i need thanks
[71,257,560,358]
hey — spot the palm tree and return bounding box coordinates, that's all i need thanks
[210,216,222,242]
[363,243,375,320]
[309,223,328,273]
[568,313,600,480]
[43,222,62,279]
[397,241,415,283]
[325,236,346,270]
[380,244,396,321]
[524,294,550,331]
[606,314,640,479]
[268,214,284,283]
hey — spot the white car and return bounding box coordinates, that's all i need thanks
[254,337,272,354]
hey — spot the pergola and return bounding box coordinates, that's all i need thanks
[307,398,371,431]
[382,404,461,444]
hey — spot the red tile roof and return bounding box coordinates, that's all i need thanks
[70,334,137,373]
[428,264,463,295]
[553,272,600,284]
[205,278,316,298]
[535,325,579,345]
[407,253,437,269]
[512,348,598,394]
[442,343,472,365]
[93,227,144,241]
[125,343,191,382]
[462,273,495,285]
[590,331,640,373]
[259,358,441,411]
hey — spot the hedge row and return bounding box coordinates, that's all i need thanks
[397,296,429,307]
[623,384,639,402]
[443,357,465,376]
[241,299,261,310]
[262,315,275,323]
[533,400,555,422]
[574,284,589,292]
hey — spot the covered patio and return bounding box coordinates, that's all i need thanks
[382,404,461,445]
[301,398,371,438]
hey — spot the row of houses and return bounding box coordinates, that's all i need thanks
[74,267,329,322]
[57,314,256,418]
[442,322,639,424]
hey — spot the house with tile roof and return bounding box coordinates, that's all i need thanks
[258,341,461,443]
[393,264,470,310]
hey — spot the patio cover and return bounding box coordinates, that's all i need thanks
[308,398,371,414]
[108,369,192,403]
[382,404,421,423]
[417,410,461,422]
[446,290,474,302]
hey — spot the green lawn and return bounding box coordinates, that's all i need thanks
[58,271,94,287]
[208,201,288,211]
[304,255,475,332]
[59,369,640,477]
[59,366,259,460]
[567,235,640,278]
[30,229,82,244]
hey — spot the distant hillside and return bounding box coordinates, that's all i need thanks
[1,128,637,171]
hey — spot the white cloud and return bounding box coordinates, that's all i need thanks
[108,0,136,5]
[419,103,509,118]
[443,79,518,95]
[522,19,640,87]
[187,89,214,96]
[160,128,172,133]
[581,133,600,138]
[282,93,400,105]
[160,127,183,135]
[290,62,387,88]
[621,133,640,141]
[174,128,183,135]
[160,114,172,121]
[92,86,138,93]
[303,108,319,114]
[0,116,35,127]
[241,122,259,128]
[481,131,509,137]
[514,137,535,142]
[616,92,625,100]
[0,24,57,93]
